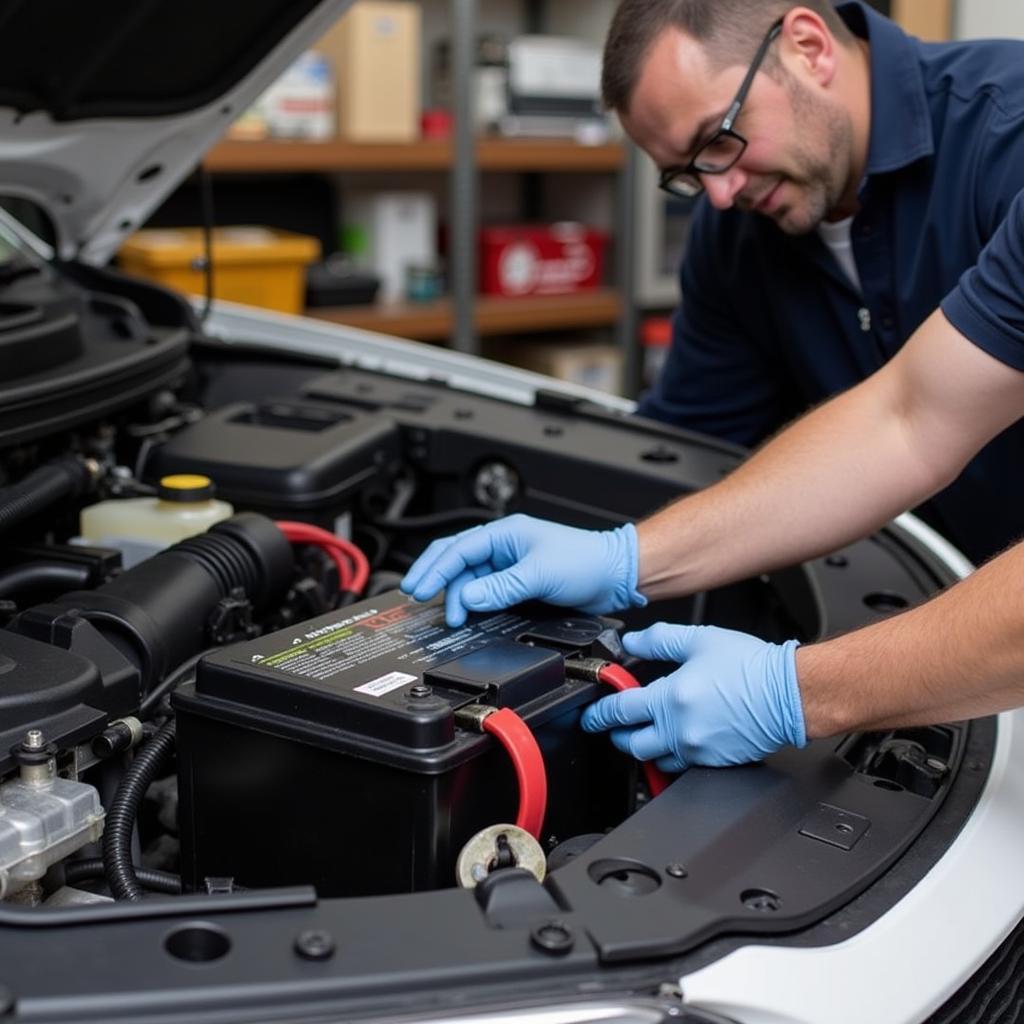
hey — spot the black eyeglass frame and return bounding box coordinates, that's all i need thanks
[658,16,785,198]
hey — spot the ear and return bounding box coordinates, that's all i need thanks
[778,7,839,88]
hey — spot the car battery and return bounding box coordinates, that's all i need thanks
[173,590,634,897]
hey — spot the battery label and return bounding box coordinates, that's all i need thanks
[231,593,535,692]
[354,671,418,697]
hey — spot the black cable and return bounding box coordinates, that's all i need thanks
[0,456,94,535]
[352,523,390,570]
[138,647,217,719]
[365,570,406,598]
[372,507,498,532]
[102,719,176,901]
[198,166,215,323]
[383,475,416,521]
[65,858,181,895]
[133,436,156,482]
[0,561,90,600]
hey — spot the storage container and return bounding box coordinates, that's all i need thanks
[119,227,320,314]
[479,223,608,297]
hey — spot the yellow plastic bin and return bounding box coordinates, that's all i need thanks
[118,226,321,314]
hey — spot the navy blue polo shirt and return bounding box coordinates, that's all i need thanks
[639,1,1024,563]
[943,190,1024,365]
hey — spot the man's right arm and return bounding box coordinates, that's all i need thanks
[404,195,1024,625]
[638,305,1024,598]
[640,186,1024,598]
[404,303,1024,624]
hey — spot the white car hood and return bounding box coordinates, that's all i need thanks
[0,0,350,264]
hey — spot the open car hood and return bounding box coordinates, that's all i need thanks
[0,0,350,264]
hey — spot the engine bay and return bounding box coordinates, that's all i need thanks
[0,243,995,1017]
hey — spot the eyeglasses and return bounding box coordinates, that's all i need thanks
[658,17,785,199]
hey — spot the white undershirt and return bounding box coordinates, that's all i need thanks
[817,216,862,293]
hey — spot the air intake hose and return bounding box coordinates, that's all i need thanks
[46,513,293,692]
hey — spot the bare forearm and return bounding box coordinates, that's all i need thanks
[798,541,1024,737]
[636,311,1024,601]
[637,371,943,597]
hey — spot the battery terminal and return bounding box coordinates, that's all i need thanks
[454,703,497,733]
[563,657,610,682]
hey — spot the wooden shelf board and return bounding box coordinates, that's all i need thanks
[477,139,624,172]
[204,138,624,174]
[306,288,621,341]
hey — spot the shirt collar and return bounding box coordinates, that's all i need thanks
[836,1,935,176]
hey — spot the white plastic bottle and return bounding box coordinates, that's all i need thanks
[79,475,234,567]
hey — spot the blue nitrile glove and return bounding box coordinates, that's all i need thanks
[581,623,805,771]
[400,513,646,627]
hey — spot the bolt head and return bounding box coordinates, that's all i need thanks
[294,929,335,961]
[665,863,688,879]
[741,888,782,913]
[530,920,574,955]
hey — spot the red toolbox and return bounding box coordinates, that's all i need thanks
[479,223,608,297]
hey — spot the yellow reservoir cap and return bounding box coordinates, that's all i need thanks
[158,474,216,502]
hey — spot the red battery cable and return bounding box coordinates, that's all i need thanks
[274,521,370,596]
[481,708,548,839]
[596,663,672,797]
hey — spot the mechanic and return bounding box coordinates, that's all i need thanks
[607,0,1024,565]
[401,187,1024,773]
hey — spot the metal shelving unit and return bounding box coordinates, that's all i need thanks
[202,0,640,388]
[444,0,638,383]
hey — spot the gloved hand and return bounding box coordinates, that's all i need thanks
[581,623,805,771]
[400,513,646,627]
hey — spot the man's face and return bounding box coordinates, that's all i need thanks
[623,26,854,234]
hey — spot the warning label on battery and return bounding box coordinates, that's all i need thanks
[231,592,534,691]
[354,671,417,697]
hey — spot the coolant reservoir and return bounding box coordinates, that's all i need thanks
[79,475,234,567]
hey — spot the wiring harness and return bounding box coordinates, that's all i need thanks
[275,520,370,602]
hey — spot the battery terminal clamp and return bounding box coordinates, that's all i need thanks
[454,703,497,732]
[563,657,609,683]
[566,658,673,797]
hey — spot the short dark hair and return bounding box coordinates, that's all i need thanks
[602,1,855,114]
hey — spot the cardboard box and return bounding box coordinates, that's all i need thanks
[891,0,952,40]
[495,340,623,395]
[316,2,421,142]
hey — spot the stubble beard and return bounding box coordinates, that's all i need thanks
[770,76,854,236]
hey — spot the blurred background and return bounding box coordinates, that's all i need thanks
[111,0,1021,400]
